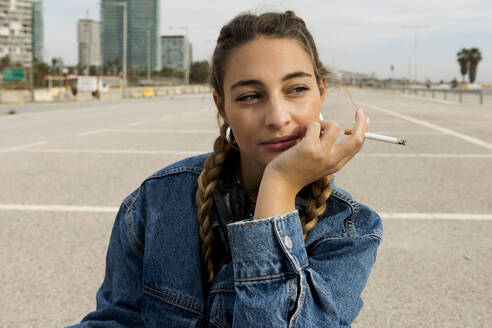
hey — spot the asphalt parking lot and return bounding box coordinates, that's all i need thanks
[1,88,491,327]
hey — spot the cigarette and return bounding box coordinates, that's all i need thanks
[344,129,407,145]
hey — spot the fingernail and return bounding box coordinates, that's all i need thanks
[366,116,370,125]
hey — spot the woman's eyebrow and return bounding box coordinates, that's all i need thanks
[282,71,312,81]
[230,71,313,91]
[230,79,263,91]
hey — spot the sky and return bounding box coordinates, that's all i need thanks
[44,0,492,83]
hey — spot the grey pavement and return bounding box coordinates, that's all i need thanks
[0,89,491,327]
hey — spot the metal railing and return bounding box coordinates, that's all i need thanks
[399,87,492,105]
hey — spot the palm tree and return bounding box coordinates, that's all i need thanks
[457,48,469,83]
[51,58,59,76]
[468,48,482,83]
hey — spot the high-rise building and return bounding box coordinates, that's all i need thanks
[161,35,192,74]
[0,0,32,66]
[32,0,43,62]
[78,19,101,70]
[100,0,160,71]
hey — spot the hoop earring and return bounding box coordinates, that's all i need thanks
[225,126,240,150]
[319,112,324,121]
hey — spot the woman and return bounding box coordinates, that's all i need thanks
[69,10,382,328]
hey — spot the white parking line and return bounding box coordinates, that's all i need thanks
[380,212,492,221]
[334,120,491,125]
[443,121,492,124]
[0,204,118,213]
[104,129,218,134]
[17,148,492,158]
[76,129,108,137]
[1,204,490,221]
[0,141,48,153]
[357,153,492,158]
[337,120,408,124]
[368,131,442,136]
[359,101,492,150]
[160,115,176,120]
[21,148,205,155]
[165,118,215,123]
[128,120,148,127]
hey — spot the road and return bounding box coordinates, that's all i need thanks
[1,89,491,327]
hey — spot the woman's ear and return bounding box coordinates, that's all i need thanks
[213,91,229,124]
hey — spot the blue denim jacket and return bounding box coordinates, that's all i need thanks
[67,154,382,328]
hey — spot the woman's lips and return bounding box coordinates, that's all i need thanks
[261,137,300,151]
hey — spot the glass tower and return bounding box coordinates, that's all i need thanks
[161,35,191,72]
[101,0,161,71]
[32,0,43,62]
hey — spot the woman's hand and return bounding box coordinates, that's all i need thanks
[253,108,369,220]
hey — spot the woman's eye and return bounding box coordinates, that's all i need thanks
[237,94,260,102]
[290,86,309,94]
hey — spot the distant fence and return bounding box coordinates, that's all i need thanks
[0,85,212,104]
[398,87,492,105]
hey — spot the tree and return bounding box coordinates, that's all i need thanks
[189,61,210,84]
[51,58,58,75]
[105,58,121,76]
[76,62,86,75]
[89,65,98,76]
[456,48,469,83]
[33,59,51,87]
[457,47,483,83]
[51,57,65,76]
[468,48,482,83]
[0,55,12,70]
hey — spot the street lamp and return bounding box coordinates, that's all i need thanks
[402,25,430,83]
[167,26,190,84]
[147,29,151,82]
[101,1,127,96]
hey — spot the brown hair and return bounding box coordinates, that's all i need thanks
[196,10,334,289]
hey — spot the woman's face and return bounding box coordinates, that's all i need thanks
[216,36,326,170]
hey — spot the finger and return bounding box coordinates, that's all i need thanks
[332,126,366,162]
[330,146,360,173]
[321,110,369,174]
[329,134,366,173]
[304,121,322,142]
[352,108,368,138]
[339,112,370,162]
[319,120,340,149]
[339,108,368,150]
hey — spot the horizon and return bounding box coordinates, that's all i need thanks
[41,0,492,83]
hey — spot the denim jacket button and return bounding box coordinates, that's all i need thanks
[284,235,293,249]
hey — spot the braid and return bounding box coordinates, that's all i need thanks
[301,175,333,240]
[196,123,234,288]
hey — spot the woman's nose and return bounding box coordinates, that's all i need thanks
[264,95,291,128]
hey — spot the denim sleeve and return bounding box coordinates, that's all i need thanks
[226,210,381,328]
[66,201,144,328]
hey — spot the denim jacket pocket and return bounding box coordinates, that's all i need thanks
[207,262,236,328]
[141,284,204,328]
[208,290,235,328]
